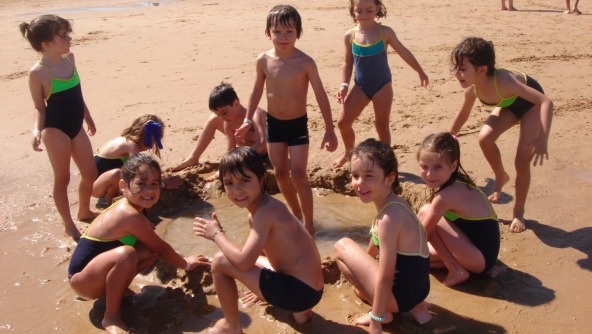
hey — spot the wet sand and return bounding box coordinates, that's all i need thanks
[1,0,592,332]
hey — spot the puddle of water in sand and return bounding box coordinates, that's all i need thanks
[158,192,375,258]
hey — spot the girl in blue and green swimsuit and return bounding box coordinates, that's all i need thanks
[68,153,209,333]
[449,37,553,234]
[20,15,99,240]
[334,138,432,332]
[332,0,429,169]
[417,132,501,287]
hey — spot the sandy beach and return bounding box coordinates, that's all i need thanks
[1,0,591,332]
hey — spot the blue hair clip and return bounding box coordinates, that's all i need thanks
[144,121,163,149]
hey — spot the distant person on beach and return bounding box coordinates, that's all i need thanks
[170,82,267,176]
[449,37,553,233]
[564,0,582,13]
[193,147,324,333]
[332,0,428,169]
[501,0,517,10]
[334,139,432,332]
[20,14,99,240]
[93,114,182,205]
[235,4,338,235]
[417,132,501,286]
[68,153,210,334]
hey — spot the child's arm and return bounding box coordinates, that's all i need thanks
[194,212,267,271]
[370,216,400,333]
[306,58,338,152]
[170,114,224,172]
[236,55,267,140]
[419,194,450,236]
[68,54,96,136]
[383,28,429,87]
[131,215,209,271]
[449,88,477,136]
[503,73,554,164]
[250,107,268,156]
[336,30,354,104]
[28,66,47,152]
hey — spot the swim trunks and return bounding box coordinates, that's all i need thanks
[475,68,545,119]
[370,201,430,312]
[266,113,309,146]
[259,268,323,312]
[67,199,138,278]
[94,155,128,176]
[443,183,500,273]
[39,58,85,139]
[352,24,392,99]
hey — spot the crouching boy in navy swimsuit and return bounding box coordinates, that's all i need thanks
[194,147,324,333]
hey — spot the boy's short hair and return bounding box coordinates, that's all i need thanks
[209,82,239,111]
[265,4,302,39]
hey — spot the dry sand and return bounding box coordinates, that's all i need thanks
[1,0,592,333]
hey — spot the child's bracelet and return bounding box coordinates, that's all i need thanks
[32,129,41,137]
[211,228,225,241]
[368,311,385,322]
[340,82,349,89]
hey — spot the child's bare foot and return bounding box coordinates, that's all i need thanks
[350,312,393,326]
[207,318,243,334]
[443,269,470,287]
[102,316,130,334]
[573,8,582,14]
[332,151,351,169]
[488,173,510,203]
[509,217,526,233]
[501,6,508,10]
[292,309,314,325]
[409,301,432,324]
[564,9,572,13]
[508,6,517,10]
[77,210,100,222]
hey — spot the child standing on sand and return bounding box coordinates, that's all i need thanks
[193,147,324,333]
[170,82,267,174]
[332,0,428,169]
[235,4,338,235]
[69,153,210,334]
[20,15,98,240]
[417,133,501,286]
[449,37,553,233]
[334,139,432,333]
[92,114,179,204]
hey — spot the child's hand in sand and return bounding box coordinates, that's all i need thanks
[193,212,224,240]
[184,254,211,271]
[168,157,199,173]
[240,291,266,307]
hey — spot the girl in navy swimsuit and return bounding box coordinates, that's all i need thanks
[334,138,432,332]
[332,0,429,169]
[20,15,98,240]
[417,132,501,287]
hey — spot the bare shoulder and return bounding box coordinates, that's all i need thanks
[65,52,76,65]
